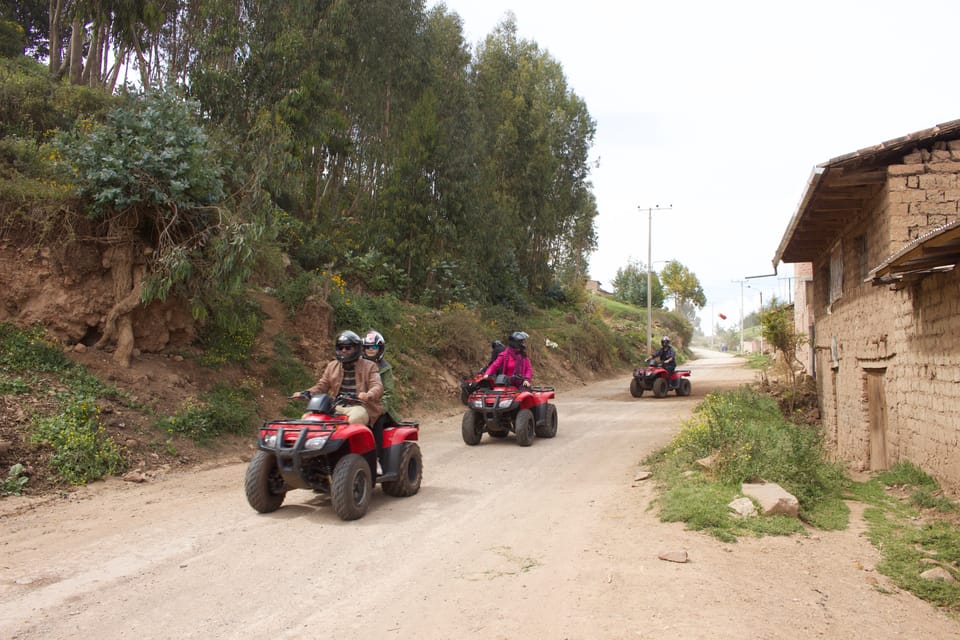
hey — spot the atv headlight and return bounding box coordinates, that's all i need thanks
[262,433,278,447]
[305,435,329,449]
[471,399,484,409]
[498,398,514,409]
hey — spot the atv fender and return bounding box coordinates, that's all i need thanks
[330,423,377,453]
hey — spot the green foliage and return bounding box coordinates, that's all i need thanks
[660,260,706,320]
[843,476,960,611]
[31,396,126,485]
[875,461,955,513]
[612,260,665,308]
[876,460,939,489]
[156,383,258,444]
[0,323,116,397]
[651,387,848,537]
[0,322,71,372]
[197,297,263,367]
[0,57,115,141]
[2,463,29,495]
[0,375,29,394]
[267,334,314,392]
[55,89,225,218]
[275,271,326,316]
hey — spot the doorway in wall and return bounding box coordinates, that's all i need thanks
[866,369,888,470]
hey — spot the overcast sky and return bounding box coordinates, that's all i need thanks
[429,0,960,332]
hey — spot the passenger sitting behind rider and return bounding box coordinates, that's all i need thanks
[362,329,401,461]
[484,331,533,388]
[651,336,677,374]
[294,330,384,425]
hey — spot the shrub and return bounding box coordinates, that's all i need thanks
[32,396,126,485]
[665,387,846,517]
[157,383,257,444]
[2,463,29,495]
[197,298,263,367]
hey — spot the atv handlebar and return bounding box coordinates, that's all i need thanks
[290,390,363,405]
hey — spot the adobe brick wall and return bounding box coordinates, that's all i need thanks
[809,141,960,494]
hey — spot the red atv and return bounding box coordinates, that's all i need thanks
[244,393,422,521]
[630,358,692,398]
[460,374,558,446]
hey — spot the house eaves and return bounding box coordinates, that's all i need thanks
[773,118,960,267]
[867,219,960,289]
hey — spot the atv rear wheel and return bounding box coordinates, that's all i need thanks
[630,377,644,397]
[653,377,668,398]
[244,450,287,513]
[382,442,423,497]
[515,409,535,446]
[461,410,483,445]
[331,453,372,520]
[676,378,692,397]
[535,403,558,438]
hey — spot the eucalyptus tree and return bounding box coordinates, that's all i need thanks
[612,260,664,308]
[471,16,597,298]
[45,0,176,90]
[660,260,706,320]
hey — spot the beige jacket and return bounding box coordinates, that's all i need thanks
[307,358,384,425]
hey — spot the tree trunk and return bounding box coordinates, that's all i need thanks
[48,0,64,76]
[96,238,143,368]
[68,17,84,85]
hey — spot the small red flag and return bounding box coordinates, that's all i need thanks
[718,313,727,320]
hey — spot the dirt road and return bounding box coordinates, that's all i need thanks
[1,351,957,639]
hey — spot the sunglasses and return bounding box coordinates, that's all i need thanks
[363,345,379,350]
[336,344,356,351]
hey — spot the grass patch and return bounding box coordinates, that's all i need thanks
[31,395,127,485]
[848,461,960,613]
[647,386,848,541]
[156,382,258,444]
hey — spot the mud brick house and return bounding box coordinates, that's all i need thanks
[774,119,960,493]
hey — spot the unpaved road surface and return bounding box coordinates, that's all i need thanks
[2,350,957,639]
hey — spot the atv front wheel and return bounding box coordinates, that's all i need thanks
[676,378,692,397]
[630,377,644,397]
[515,408,535,446]
[462,410,484,445]
[382,442,423,497]
[652,377,669,398]
[244,450,287,513]
[331,453,372,520]
[535,403,558,438]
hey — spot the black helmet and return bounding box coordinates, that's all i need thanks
[661,336,671,347]
[335,330,362,363]
[362,329,385,362]
[508,331,529,353]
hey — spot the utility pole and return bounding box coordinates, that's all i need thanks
[732,279,746,353]
[759,290,764,354]
[639,204,671,353]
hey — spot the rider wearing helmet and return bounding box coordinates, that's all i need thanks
[362,329,402,462]
[484,331,533,388]
[651,336,677,374]
[295,330,384,426]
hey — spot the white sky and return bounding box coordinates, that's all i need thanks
[430,0,960,332]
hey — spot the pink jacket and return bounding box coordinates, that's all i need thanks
[484,347,533,384]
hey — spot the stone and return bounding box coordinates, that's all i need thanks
[741,481,799,517]
[920,567,957,583]
[658,550,689,563]
[728,497,756,517]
